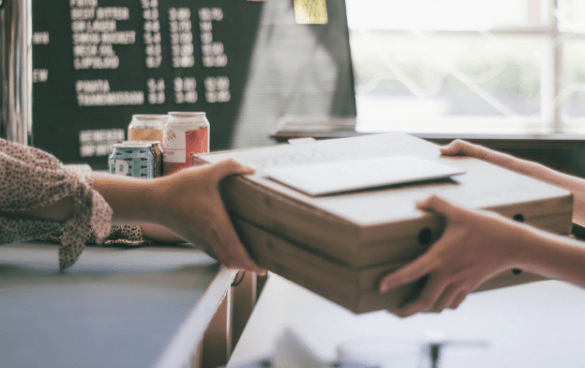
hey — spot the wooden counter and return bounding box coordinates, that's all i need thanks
[0,242,253,368]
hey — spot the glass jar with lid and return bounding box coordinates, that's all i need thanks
[127,114,167,142]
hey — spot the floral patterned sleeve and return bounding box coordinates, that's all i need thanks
[41,224,157,248]
[0,139,112,270]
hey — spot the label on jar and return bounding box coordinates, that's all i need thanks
[163,126,208,164]
[128,128,163,142]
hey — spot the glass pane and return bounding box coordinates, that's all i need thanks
[561,40,585,131]
[350,31,543,132]
[345,0,546,31]
[558,0,585,32]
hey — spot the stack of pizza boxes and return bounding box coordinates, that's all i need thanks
[192,133,573,313]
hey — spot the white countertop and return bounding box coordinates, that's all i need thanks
[229,274,585,367]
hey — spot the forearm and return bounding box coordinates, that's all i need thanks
[518,226,585,289]
[92,172,162,225]
[510,159,585,226]
[540,172,585,226]
[0,173,159,225]
[0,196,75,222]
[2,172,183,243]
[442,141,585,225]
[549,172,585,226]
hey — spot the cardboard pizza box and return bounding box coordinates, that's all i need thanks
[192,133,573,269]
[231,215,546,314]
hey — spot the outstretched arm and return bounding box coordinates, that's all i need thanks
[379,195,585,318]
[441,140,585,226]
[0,197,75,222]
[92,159,264,274]
[3,159,264,274]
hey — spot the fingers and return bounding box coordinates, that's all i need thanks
[440,139,506,164]
[416,195,462,220]
[207,197,266,275]
[379,255,435,293]
[211,159,255,182]
[161,158,262,274]
[384,195,481,317]
[440,139,490,159]
[431,284,456,312]
[203,226,236,268]
[432,283,470,312]
[394,279,470,317]
[450,290,468,309]
[397,275,450,317]
[440,140,528,173]
[197,160,264,274]
[207,225,266,276]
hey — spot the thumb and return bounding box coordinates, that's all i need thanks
[212,159,255,181]
[439,139,466,156]
[416,195,462,220]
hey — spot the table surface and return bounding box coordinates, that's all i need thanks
[228,274,585,368]
[0,242,234,368]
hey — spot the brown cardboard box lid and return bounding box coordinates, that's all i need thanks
[194,133,573,267]
[197,132,571,227]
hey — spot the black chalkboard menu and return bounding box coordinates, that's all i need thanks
[31,0,356,169]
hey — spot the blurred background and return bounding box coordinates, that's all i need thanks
[347,0,585,135]
[5,0,585,174]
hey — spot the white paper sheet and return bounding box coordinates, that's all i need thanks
[263,155,465,196]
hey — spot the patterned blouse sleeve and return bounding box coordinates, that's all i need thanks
[41,224,158,248]
[0,139,112,270]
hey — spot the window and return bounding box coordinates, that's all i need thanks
[346,0,585,136]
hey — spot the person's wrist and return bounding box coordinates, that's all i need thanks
[509,222,560,276]
[143,177,168,226]
[502,221,535,269]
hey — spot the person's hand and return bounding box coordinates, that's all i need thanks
[153,159,266,275]
[441,139,555,184]
[379,195,529,318]
[442,139,585,226]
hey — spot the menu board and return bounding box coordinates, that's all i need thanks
[31,0,356,169]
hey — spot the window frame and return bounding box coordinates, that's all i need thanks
[349,0,585,139]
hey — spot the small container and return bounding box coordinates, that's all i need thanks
[108,141,159,179]
[126,140,163,177]
[127,114,167,142]
[162,111,210,175]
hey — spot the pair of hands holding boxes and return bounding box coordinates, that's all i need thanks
[138,137,583,317]
[185,139,585,317]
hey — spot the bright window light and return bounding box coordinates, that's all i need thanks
[346,0,585,135]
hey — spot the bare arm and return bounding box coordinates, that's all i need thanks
[522,225,585,287]
[0,197,75,222]
[92,161,264,273]
[2,160,264,274]
[0,173,158,225]
[0,181,185,243]
[441,140,585,226]
[379,196,585,318]
[91,172,160,224]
